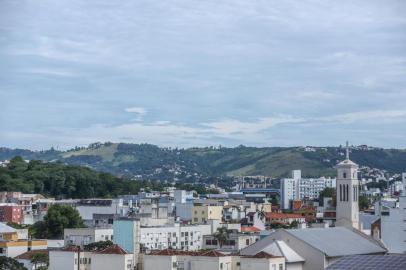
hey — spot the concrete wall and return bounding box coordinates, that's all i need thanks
[240,257,285,270]
[91,253,133,270]
[144,255,176,270]
[49,251,76,270]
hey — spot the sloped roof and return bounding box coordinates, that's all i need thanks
[15,249,48,260]
[96,244,128,255]
[241,226,261,233]
[61,245,81,252]
[336,159,358,167]
[265,213,304,219]
[199,250,225,257]
[240,238,304,263]
[0,222,17,233]
[286,227,386,257]
[243,251,281,259]
[327,254,406,270]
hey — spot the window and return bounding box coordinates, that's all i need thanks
[279,264,283,270]
[88,258,91,264]
[346,185,349,201]
[340,185,342,201]
[246,239,250,246]
[343,172,347,179]
[220,263,223,269]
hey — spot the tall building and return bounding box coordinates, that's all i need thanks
[335,142,360,229]
[281,170,335,209]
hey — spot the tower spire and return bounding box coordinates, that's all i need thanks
[345,141,349,160]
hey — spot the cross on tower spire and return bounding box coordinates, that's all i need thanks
[346,141,350,160]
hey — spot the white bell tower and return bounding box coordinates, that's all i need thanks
[336,141,360,229]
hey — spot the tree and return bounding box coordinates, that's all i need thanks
[213,227,230,248]
[32,204,85,239]
[319,187,336,207]
[359,195,370,211]
[84,240,114,251]
[30,252,48,269]
[256,206,266,221]
[0,257,27,270]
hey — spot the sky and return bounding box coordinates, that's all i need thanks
[1,0,406,150]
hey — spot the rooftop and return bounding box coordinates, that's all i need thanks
[285,227,386,257]
[15,249,48,260]
[327,254,406,270]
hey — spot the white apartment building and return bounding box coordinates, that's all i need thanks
[113,219,212,254]
[140,223,211,251]
[281,170,336,209]
[64,228,113,247]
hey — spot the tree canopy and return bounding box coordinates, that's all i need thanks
[31,204,85,239]
[0,156,168,199]
[0,257,27,270]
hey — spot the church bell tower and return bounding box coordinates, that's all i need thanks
[336,142,360,229]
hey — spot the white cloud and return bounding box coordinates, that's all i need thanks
[124,107,147,121]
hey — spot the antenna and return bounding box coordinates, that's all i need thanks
[345,141,350,160]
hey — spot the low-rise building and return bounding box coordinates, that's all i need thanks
[0,204,23,224]
[192,204,223,224]
[49,244,133,270]
[144,249,286,270]
[0,223,47,257]
[64,228,114,247]
[203,231,260,252]
[264,213,305,227]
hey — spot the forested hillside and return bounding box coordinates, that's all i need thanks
[1,143,406,181]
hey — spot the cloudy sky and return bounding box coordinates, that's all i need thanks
[1,0,406,150]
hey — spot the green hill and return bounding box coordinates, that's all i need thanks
[1,143,405,181]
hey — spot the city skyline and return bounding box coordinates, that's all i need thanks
[1,0,406,150]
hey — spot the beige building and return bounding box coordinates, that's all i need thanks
[192,205,223,224]
[0,223,47,258]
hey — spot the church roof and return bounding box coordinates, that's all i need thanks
[336,158,358,167]
[285,227,386,257]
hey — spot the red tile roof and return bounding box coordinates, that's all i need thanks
[199,250,225,257]
[96,244,128,255]
[15,250,48,260]
[149,249,225,257]
[243,251,281,259]
[61,245,81,252]
[265,212,304,219]
[241,226,261,232]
